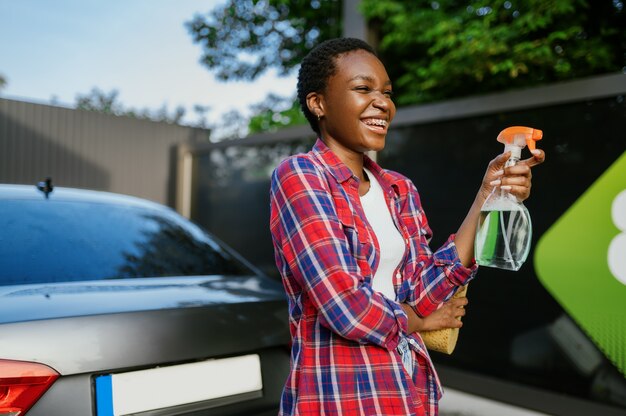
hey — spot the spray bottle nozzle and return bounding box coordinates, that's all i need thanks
[497,126,543,151]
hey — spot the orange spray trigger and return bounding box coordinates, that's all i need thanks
[527,128,543,151]
[497,126,543,152]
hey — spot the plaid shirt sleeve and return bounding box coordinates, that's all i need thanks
[270,155,408,350]
[393,177,478,318]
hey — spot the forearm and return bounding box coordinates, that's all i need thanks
[400,303,424,334]
[453,193,486,267]
[316,284,409,348]
[402,229,478,318]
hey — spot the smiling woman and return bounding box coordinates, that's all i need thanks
[311,49,395,160]
[268,37,545,416]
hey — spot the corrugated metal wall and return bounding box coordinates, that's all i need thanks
[0,97,209,207]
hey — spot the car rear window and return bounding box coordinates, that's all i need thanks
[0,199,253,286]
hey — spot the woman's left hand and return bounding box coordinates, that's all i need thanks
[479,149,546,203]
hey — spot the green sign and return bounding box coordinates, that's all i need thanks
[535,151,626,375]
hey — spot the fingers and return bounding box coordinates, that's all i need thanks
[505,162,532,176]
[443,297,467,319]
[448,297,468,308]
[489,151,512,172]
[519,149,546,168]
[498,163,532,200]
[444,319,463,329]
[436,305,464,328]
[418,296,469,332]
[494,149,545,173]
[500,174,531,189]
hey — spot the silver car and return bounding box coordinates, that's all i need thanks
[0,183,290,415]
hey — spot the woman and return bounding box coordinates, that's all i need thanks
[269,38,544,415]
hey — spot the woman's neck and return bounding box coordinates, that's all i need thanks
[324,141,370,196]
[323,138,367,182]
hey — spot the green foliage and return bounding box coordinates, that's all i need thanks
[211,109,250,140]
[187,0,626,131]
[248,94,307,134]
[361,0,626,104]
[186,0,342,81]
[75,87,188,125]
[0,73,6,91]
[75,88,124,115]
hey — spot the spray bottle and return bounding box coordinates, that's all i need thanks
[475,126,543,271]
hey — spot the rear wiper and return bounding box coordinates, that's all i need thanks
[36,177,54,199]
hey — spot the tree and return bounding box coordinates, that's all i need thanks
[0,74,7,92]
[248,94,307,134]
[187,0,626,109]
[361,0,626,105]
[186,0,342,81]
[211,109,250,140]
[75,88,124,115]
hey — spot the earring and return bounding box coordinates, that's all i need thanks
[317,114,321,121]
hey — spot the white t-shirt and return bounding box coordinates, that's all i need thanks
[360,168,405,300]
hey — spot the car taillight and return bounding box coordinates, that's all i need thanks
[0,359,59,416]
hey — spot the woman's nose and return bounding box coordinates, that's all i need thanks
[372,92,393,111]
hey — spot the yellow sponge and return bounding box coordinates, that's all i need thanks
[420,285,468,355]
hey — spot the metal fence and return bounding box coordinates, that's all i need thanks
[0,97,209,207]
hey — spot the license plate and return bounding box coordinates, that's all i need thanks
[95,354,263,416]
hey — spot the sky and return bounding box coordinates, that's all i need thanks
[0,0,298,137]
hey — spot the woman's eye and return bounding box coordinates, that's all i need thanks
[384,90,394,98]
[355,86,370,92]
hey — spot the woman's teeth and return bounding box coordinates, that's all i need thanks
[363,118,387,127]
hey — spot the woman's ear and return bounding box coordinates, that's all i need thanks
[306,92,324,119]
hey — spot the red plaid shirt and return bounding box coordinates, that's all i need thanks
[270,139,477,415]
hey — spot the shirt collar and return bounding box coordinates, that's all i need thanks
[312,139,355,183]
[311,138,403,194]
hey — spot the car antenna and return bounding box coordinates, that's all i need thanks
[37,177,54,199]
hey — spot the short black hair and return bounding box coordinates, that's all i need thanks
[297,37,377,135]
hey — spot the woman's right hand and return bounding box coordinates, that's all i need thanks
[419,297,467,332]
[401,296,468,334]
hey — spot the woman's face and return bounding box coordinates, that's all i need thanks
[313,49,396,156]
